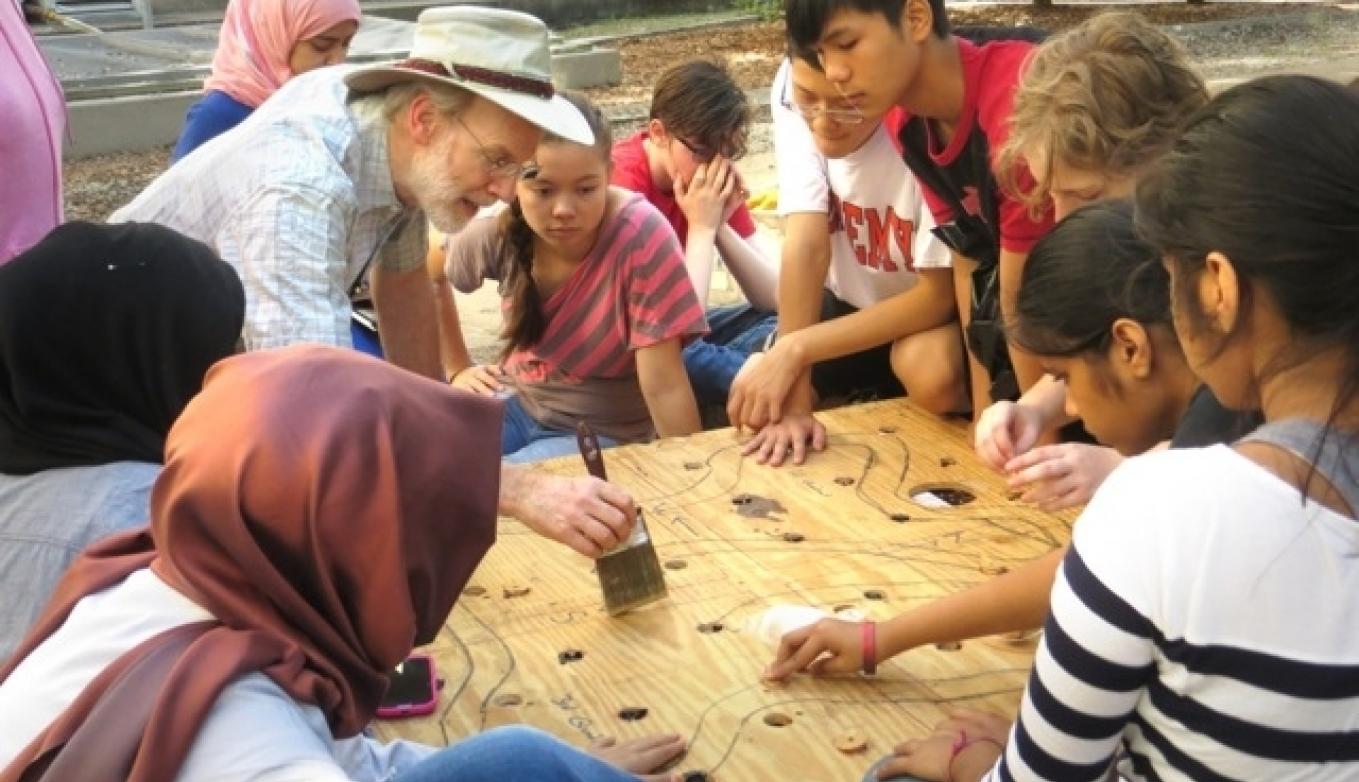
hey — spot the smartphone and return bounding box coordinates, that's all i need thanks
[375,654,439,719]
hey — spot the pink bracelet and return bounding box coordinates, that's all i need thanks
[946,730,1005,782]
[861,620,877,675]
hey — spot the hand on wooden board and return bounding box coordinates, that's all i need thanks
[1004,443,1124,512]
[740,413,827,467]
[875,708,1010,782]
[973,400,1046,472]
[763,616,864,681]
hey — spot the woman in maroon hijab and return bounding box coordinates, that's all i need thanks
[0,345,684,782]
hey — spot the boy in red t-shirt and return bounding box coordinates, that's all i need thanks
[611,60,780,411]
[770,0,1054,435]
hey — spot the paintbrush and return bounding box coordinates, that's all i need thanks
[576,421,668,615]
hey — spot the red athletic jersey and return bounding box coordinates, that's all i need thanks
[885,37,1053,255]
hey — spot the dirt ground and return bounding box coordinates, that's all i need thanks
[580,3,1330,106]
[62,3,1348,223]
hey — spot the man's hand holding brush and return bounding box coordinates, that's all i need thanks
[499,464,637,558]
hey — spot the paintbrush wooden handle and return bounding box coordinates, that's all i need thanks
[575,421,608,482]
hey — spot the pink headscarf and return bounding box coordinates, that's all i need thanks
[203,0,362,108]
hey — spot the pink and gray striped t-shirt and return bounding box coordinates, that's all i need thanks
[447,191,708,442]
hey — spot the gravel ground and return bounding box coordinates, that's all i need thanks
[65,146,172,223]
[61,4,1359,223]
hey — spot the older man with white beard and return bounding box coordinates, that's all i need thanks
[112,6,591,380]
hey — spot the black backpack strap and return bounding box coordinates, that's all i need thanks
[896,119,1016,400]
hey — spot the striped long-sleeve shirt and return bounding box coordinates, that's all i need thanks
[991,445,1359,781]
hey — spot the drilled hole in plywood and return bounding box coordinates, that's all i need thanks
[978,558,1009,576]
[697,621,724,634]
[463,585,486,597]
[763,712,793,727]
[909,483,977,509]
[889,513,911,523]
[834,476,856,486]
[782,531,805,543]
[731,493,787,519]
[863,590,886,601]
[681,772,711,782]
[683,461,703,471]
[833,603,855,613]
[936,641,962,651]
[878,426,898,434]
[664,559,688,570]
[492,693,523,707]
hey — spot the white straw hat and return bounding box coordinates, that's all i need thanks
[345,6,593,145]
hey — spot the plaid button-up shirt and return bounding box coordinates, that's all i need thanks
[111,67,427,350]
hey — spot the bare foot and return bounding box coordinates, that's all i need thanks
[589,734,687,780]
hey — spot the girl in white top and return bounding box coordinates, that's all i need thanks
[869,74,1359,782]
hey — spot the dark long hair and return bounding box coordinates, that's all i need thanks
[1010,200,1170,359]
[1135,74,1359,475]
[497,92,612,358]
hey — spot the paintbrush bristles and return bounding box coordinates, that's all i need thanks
[575,423,665,614]
[596,510,667,615]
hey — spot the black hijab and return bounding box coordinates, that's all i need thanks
[0,221,245,474]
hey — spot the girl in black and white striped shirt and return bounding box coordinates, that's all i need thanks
[880,74,1359,782]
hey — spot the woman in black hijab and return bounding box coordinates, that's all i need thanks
[0,220,245,658]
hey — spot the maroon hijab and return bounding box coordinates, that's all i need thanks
[0,345,504,782]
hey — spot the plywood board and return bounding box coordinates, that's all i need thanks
[376,399,1076,780]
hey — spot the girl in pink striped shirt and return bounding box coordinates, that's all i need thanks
[443,93,707,462]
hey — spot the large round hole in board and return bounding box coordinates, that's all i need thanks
[908,483,977,509]
[763,712,794,727]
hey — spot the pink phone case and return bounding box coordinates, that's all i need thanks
[375,654,439,719]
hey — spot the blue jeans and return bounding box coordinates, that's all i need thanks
[683,303,777,408]
[392,726,641,782]
[502,394,618,463]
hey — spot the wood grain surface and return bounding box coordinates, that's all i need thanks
[375,399,1076,781]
